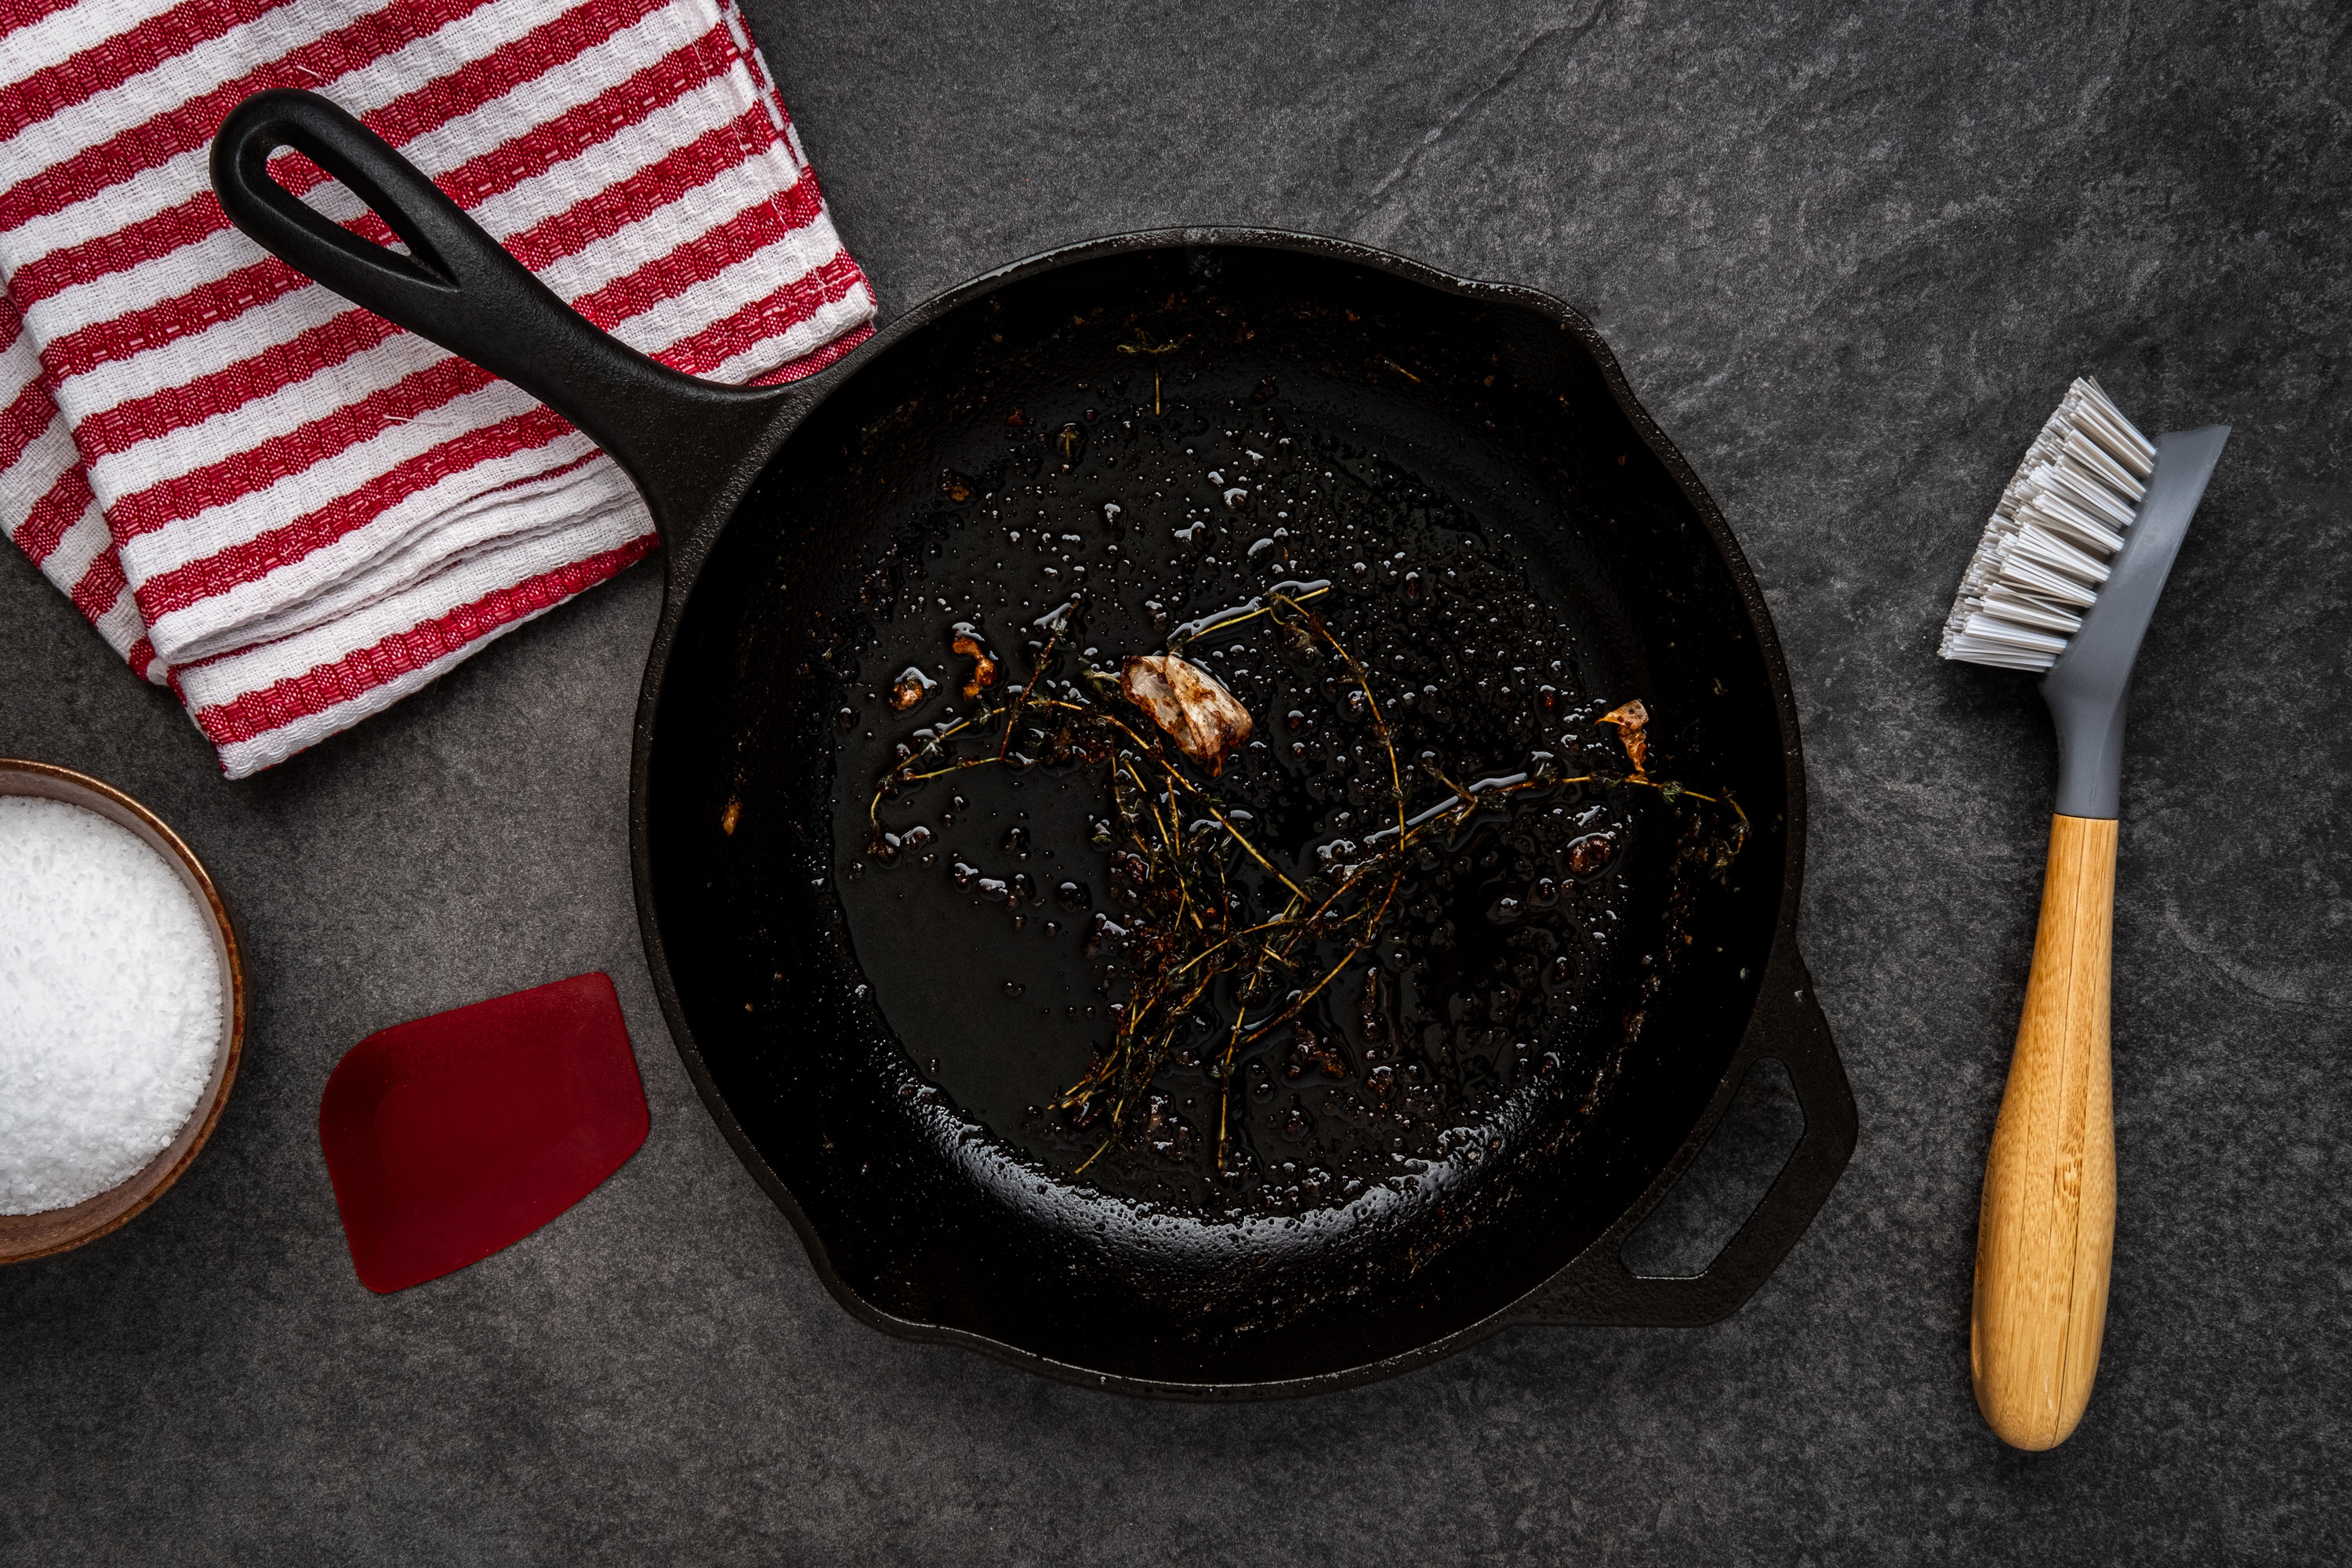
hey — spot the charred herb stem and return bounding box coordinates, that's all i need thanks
[864,599,1744,1185]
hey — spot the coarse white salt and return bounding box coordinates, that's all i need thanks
[0,797,223,1215]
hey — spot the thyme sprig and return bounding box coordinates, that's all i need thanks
[864,590,1747,1180]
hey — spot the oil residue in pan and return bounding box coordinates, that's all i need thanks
[829,388,1698,1218]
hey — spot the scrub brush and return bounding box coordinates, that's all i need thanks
[1940,378,2229,1450]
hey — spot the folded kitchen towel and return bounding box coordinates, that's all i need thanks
[0,0,873,777]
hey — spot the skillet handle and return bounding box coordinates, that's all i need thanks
[1509,927,1857,1327]
[209,89,784,543]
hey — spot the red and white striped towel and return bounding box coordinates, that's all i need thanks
[0,0,873,777]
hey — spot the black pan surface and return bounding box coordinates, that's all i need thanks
[214,95,1855,1398]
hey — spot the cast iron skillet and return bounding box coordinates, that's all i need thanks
[213,90,1856,1399]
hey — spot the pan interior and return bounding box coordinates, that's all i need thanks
[646,243,1789,1388]
[826,397,1678,1218]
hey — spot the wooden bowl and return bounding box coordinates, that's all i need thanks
[0,759,245,1265]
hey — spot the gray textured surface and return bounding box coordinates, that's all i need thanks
[5,1,2349,1560]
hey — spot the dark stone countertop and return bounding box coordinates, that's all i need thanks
[5,2,2347,1561]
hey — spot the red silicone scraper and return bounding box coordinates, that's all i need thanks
[319,972,648,1292]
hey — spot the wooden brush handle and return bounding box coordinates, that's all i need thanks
[1971,813,2118,1450]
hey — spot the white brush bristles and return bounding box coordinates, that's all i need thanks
[1940,377,2158,671]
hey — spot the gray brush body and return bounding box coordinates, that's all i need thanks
[2042,426,2231,818]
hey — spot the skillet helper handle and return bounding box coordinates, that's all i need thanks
[209,89,780,540]
[1971,813,2117,1450]
[1512,931,1857,1327]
